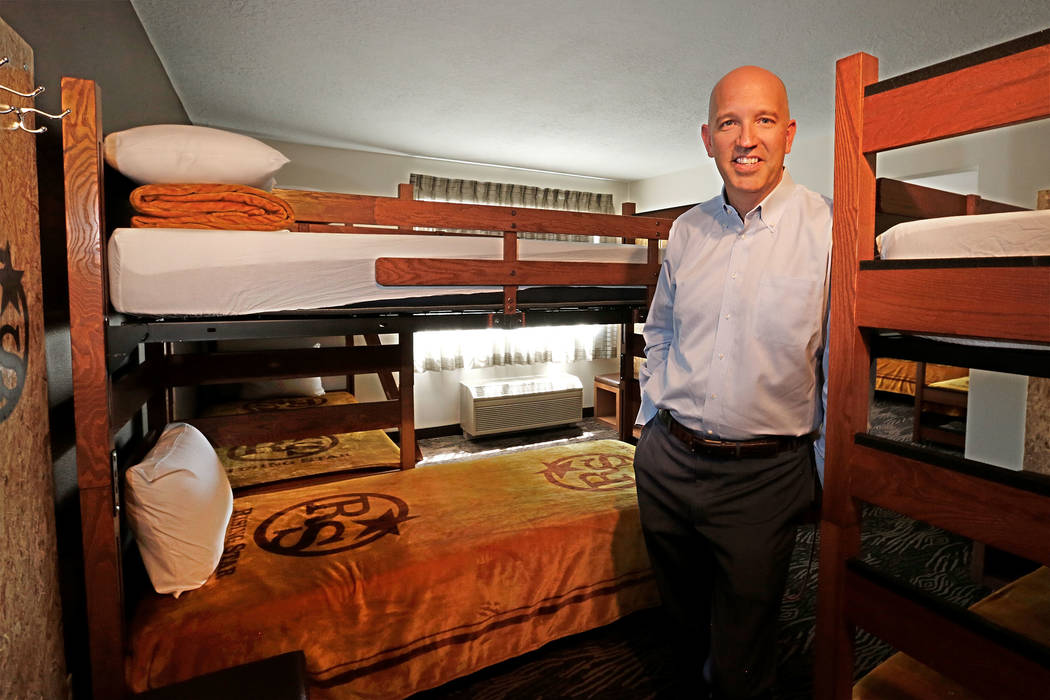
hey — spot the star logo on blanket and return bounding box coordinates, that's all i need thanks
[254,493,416,557]
[0,243,29,424]
[539,453,634,491]
[242,396,328,412]
[227,435,339,462]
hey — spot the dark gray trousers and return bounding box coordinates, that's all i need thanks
[634,415,818,700]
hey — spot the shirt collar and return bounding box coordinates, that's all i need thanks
[719,169,796,232]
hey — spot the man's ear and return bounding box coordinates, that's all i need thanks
[784,119,797,155]
[700,123,714,157]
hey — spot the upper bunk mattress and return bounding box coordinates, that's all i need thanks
[877,209,1050,259]
[108,228,657,316]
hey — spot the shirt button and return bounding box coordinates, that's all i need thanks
[724,313,731,320]
[718,353,724,359]
[731,273,737,279]
[711,393,717,399]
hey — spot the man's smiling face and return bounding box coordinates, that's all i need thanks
[701,66,796,216]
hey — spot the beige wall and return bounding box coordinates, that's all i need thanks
[265,137,629,202]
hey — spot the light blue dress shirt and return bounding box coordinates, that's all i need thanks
[638,171,832,481]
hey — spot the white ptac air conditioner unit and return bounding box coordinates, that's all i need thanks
[459,374,583,438]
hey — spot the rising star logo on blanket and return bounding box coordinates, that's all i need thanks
[0,243,28,424]
[255,493,416,557]
[228,435,339,462]
[539,453,635,491]
[241,396,328,412]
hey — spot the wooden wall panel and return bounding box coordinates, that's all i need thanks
[0,15,68,700]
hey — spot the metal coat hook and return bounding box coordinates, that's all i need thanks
[0,56,47,98]
[1,103,67,134]
[0,60,66,133]
[13,119,47,134]
[0,84,44,98]
[17,105,70,120]
[0,102,70,135]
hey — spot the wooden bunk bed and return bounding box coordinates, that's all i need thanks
[61,76,667,699]
[815,29,1050,699]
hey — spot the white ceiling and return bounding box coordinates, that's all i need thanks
[131,0,1049,182]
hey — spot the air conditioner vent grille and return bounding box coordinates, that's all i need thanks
[460,375,584,438]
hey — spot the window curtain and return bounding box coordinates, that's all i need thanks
[409,173,620,373]
[415,325,619,373]
[410,173,617,242]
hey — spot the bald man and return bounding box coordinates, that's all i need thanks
[634,66,831,699]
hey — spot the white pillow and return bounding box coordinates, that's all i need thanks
[104,124,289,190]
[241,376,325,399]
[125,422,233,597]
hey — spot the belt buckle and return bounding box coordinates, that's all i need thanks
[694,437,737,459]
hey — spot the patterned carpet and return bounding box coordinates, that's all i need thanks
[410,395,990,699]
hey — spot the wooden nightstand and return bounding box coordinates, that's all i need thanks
[593,373,621,429]
[594,373,642,438]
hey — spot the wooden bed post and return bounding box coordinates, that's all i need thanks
[620,201,636,244]
[398,331,416,468]
[814,51,879,700]
[61,77,126,700]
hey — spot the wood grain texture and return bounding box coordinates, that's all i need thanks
[77,486,125,700]
[856,266,1050,342]
[0,17,68,700]
[61,76,126,700]
[851,443,1050,566]
[864,44,1050,152]
[815,50,878,700]
[275,187,672,239]
[375,259,660,286]
[62,77,113,490]
[845,567,1050,699]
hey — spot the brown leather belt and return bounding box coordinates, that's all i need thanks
[657,409,816,460]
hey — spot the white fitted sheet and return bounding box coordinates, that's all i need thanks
[108,228,655,315]
[875,209,1050,351]
[876,209,1050,259]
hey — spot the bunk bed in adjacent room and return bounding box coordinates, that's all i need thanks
[60,76,666,699]
[814,28,1050,700]
[869,178,1029,449]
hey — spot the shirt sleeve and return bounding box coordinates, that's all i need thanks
[813,310,829,486]
[637,223,678,425]
[813,226,833,486]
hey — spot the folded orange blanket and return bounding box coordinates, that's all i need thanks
[129,183,295,230]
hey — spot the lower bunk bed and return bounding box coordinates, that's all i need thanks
[125,435,656,699]
[202,390,403,489]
